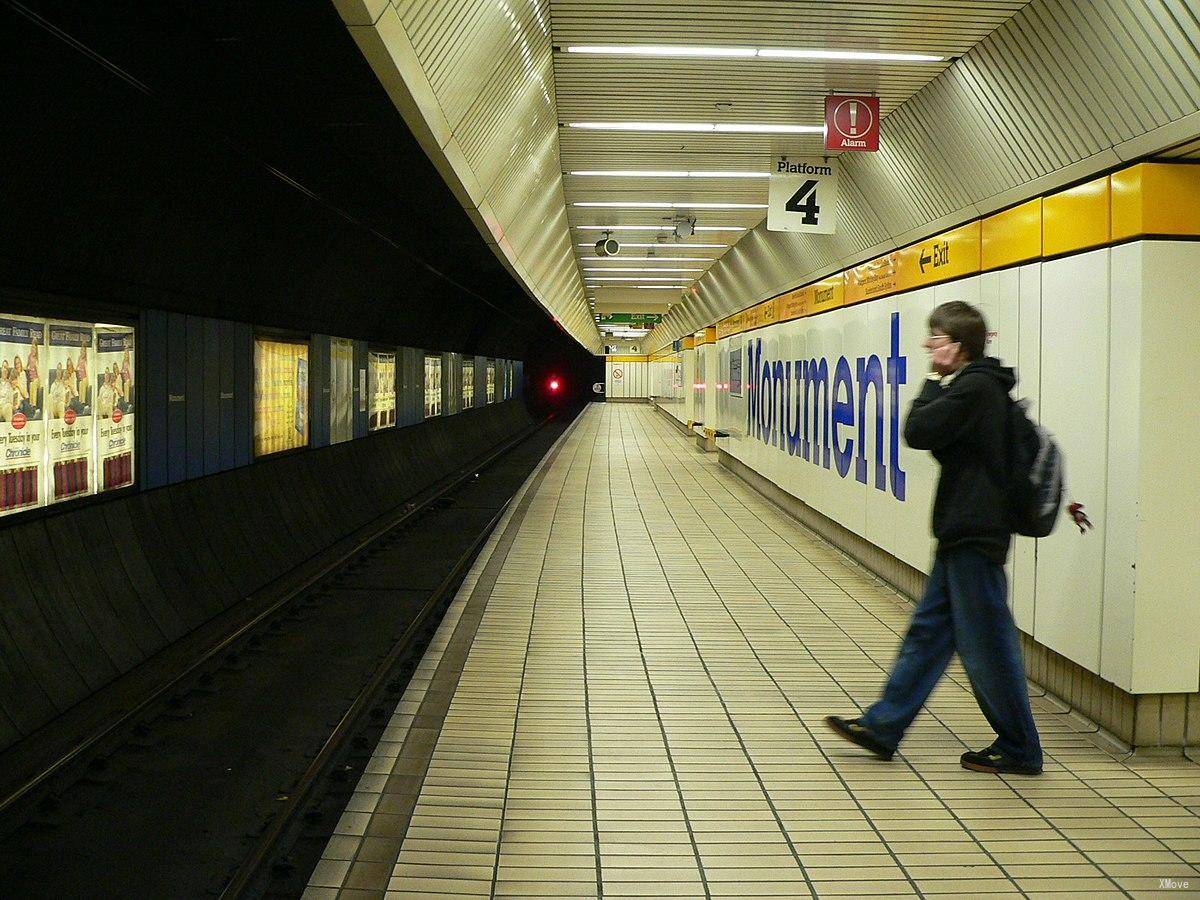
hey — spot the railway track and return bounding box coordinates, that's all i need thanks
[0,411,573,898]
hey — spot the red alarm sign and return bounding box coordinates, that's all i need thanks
[825,95,880,152]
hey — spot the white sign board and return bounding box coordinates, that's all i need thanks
[767,156,838,234]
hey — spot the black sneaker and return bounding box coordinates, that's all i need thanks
[960,747,1042,776]
[824,716,894,761]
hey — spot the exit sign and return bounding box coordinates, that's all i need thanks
[825,95,880,152]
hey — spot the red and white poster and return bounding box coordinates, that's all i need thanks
[825,95,880,152]
[45,322,95,502]
[0,317,46,517]
[95,327,135,491]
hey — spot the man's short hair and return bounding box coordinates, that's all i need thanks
[929,301,987,361]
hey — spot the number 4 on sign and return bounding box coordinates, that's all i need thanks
[786,180,820,225]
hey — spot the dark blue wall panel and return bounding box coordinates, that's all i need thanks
[166,313,188,485]
[143,309,169,489]
[310,335,330,449]
[185,317,205,480]
[234,322,252,468]
[203,318,221,476]
[218,320,236,472]
[353,340,368,439]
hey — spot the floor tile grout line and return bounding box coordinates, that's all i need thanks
[606,409,712,898]
[642,405,1200,883]
[488,415,593,899]
[639,406,1187,892]
[623,406,932,898]
[308,415,588,895]
[638,408,1133,894]
[615,410,822,896]
[641,410,1057,895]
[577,413,604,898]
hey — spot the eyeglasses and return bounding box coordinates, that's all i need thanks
[926,332,955,345]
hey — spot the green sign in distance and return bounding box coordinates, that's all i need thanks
[595,313,664,325]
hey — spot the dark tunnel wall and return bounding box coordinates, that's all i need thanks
[0,401,536,758]
[0,0,592,363]
[0,2,600,766]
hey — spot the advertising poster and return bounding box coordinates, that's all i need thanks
[45,322,95,501]
[729,346,743,396]
[486,361,496,404]
[424,355,441,418]
[330,337,353,444]
[461,360,474,409]
[254,339,309,457]
[95,326,135,491]
[0,317,46,516]
[368,351,396,431]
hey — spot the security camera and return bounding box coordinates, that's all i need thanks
[673,216,696,239]
[595,237,620,256]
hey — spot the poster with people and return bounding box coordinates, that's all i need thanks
[330,337,353,444]
[254,339,309,457]
[95,326,135,491]
[45,322,95,501]
[368,351,395,431]
[0,317,46,517]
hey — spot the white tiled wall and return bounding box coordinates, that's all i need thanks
[705,242,1200,694]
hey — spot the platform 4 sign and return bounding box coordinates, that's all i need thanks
[825,95,880,152]
[767,156,839,234]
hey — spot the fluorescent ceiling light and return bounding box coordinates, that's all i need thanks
[565,44,945,63]
[636,285,691,290]
[573,201,767,209]
[581,256,713,262]
[569,122,822,134]
[573,225,745,232]
[566,45,757,58]
[569,170,768,179]
[577,242,727,248]
[757,48,944,62]
[584,267,702,272]
[586,276,691,282]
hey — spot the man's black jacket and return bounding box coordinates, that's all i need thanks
[904,357,1015,564]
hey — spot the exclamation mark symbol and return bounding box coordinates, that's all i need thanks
[849,101,858,135]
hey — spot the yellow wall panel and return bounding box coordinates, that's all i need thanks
[895,220,982,291]
[1112,163,1200,241]
[845,253,900,305]
[982,198,1043,270]
[1044,176,1110,257]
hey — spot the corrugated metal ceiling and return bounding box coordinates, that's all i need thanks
[550,0,1036,317]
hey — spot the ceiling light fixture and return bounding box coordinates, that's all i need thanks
[584,267,703,272]
[573,225,746,232]
[635,285,694,290]
[569,170,768,178]
[585,276,692,282]
[581,256,713,262]
[577,242,727,248]
[564,44,945,63]
[568,122,822,134]
[573,201,767,209]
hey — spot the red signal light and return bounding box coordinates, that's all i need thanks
[548,378,560,392]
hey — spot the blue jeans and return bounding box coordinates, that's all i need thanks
[860,547,1042,767]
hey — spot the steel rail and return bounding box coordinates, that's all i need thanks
[218,487,517,898]
[0,417,547,820]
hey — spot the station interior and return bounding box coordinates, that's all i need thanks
[3,1,1200,896]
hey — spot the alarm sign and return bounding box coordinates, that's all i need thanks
[825,95,880,152]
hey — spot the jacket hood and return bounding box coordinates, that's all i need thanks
[961,356,1016,392]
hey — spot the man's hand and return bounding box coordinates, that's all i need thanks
[930,341,962,376]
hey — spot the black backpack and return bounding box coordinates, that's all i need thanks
[1006,398,1065,538]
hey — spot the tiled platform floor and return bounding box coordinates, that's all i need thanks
[307,404,1200,898]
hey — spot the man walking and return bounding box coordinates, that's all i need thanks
[826,300,1043,776]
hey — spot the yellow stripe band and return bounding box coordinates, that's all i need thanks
[711,161,1200,340]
